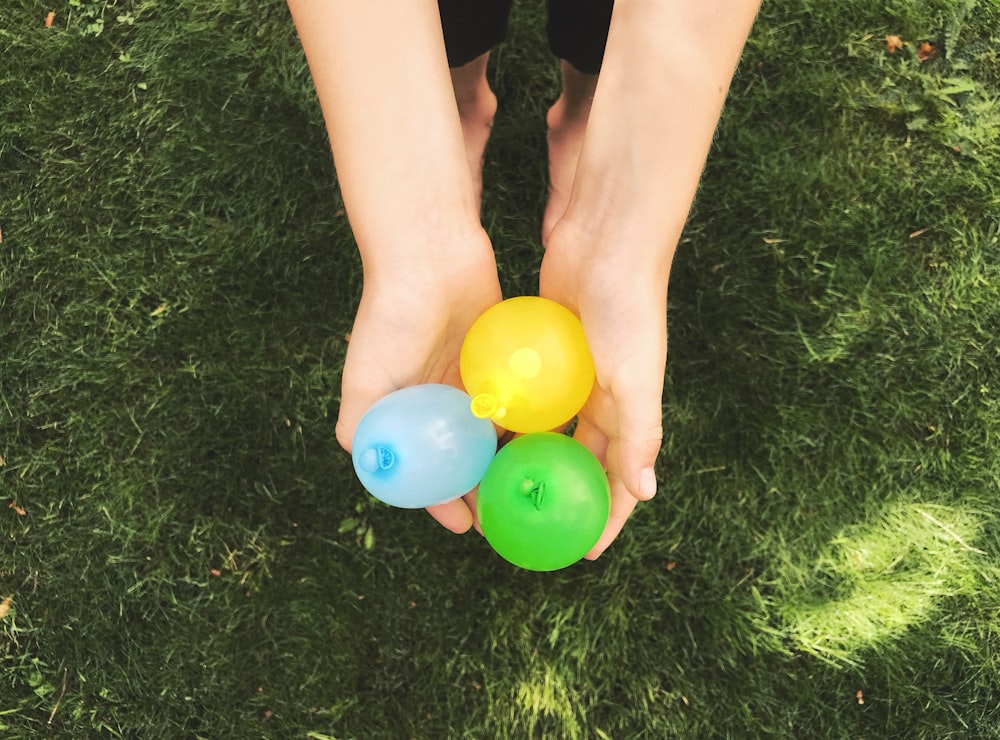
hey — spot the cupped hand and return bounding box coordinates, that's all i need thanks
[539,219,668,559]
[336,231,503,534]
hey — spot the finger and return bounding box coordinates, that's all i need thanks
[335,295,433,453]
[584,479,639,560]
[606,332,666,501]
[335,386,369,454]
[572,416,609,469]
[612,393,663,501]
[462,488,483,535]
[336,343,393,454]
[425,497,474,534]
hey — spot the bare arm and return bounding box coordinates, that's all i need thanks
[541,0,761,557]
[287,1,502,535]
[286,0,484,267]
[570,0,761,264]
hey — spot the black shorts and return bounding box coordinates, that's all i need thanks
[438,0,614,75]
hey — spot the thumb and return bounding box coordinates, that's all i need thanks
[608,335,666,502]
[335,365,377,454]
[335,338,397,454]
[615,401,664,501]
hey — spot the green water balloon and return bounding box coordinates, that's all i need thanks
[477,432,610,571]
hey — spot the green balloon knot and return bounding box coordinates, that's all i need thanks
[519,478,545,511]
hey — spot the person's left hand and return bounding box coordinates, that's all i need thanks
[539,218,668,559]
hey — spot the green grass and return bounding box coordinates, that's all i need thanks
[2,0,999,737]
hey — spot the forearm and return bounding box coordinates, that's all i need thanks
[564,0,761,272]
[286,0,482,268]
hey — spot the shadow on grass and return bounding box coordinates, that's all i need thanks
[3,0,1000,737]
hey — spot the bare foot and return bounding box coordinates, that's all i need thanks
[542,62,599,245]
[450,53,497,208]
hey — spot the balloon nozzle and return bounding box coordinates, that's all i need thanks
[360,446,395,473]
[519,478,545,510]
[471,393,506,422]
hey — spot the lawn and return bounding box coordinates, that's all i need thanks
[2,0,999,737]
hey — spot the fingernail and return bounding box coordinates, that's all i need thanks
[639,467,657,499]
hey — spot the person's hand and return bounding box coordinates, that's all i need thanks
[539,218,668,559]
[288,0,501,539]
[530,0,758,559]
[336,228,502,535]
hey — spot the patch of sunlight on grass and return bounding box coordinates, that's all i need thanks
[782,502,986,665]
[513,661,585,740]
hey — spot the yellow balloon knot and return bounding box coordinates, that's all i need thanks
[470,393,506,421]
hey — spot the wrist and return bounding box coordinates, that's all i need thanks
[555,191,681,278]
[344,160,482,253]
[360,221,495,289]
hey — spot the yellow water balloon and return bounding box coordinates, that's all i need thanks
[460,296,595,433]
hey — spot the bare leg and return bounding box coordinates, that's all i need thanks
[449,52,497,208]
[542,60,599,245]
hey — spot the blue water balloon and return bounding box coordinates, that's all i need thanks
[351,384,498,508]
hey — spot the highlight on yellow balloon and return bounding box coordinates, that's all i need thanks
[459,296,596,433]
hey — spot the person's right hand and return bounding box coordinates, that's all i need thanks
[335,228,503,535]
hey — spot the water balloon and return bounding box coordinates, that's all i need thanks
[351,384,498,509]
[460,296,595,433]
[477,432,610,571]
